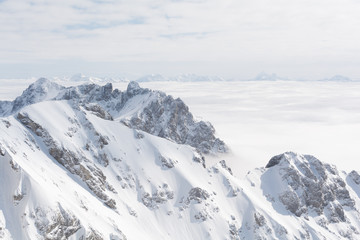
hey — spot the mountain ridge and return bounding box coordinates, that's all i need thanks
[0,79,226,155]
[1,80,360,239]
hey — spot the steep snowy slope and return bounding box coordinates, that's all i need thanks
[2,79,360,240]
[0,99,230,239]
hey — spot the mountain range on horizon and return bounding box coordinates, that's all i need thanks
[17,73,358,84]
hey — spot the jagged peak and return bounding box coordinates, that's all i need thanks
[126,81,148,97]
[265,151,299,168]
[34,77,50,85]
[265,152,336,179]
[27,77,63,90]
[127,80,140,91]
[252,72,288,81]
[3,80,226,154]
[11,78,65,113]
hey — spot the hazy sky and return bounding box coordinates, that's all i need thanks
[0,0,359,79]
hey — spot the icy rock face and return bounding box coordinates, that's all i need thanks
[11,78,65,114]
[32,205,81,240]
[1,78,226,154]
[187,187,210,203]
[123,93,226,154]
[0,101,12,116]
[84,103,113,121]
[348,170,360,184]
[17,112,117,209]
[266,152,355,221]
[141,184,175,210]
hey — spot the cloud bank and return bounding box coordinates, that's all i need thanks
[0,0,359,78]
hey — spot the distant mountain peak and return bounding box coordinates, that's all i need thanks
[320,75,353,82]
[252,72,288,81]
[10,78,64,113]
[136,74,224,82]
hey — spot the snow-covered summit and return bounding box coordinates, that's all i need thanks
[0,78,226,154]
[173,74,224,82]
[250,72,288,81]
[319,75,353,82]
[136,74,225,82]
[11,78,64,114]
[136,74,167,82]
[50,73,129,83]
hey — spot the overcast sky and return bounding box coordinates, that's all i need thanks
[0,0,359,79]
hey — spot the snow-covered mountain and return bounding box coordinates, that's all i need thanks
[250,72,289,81]
[136,74,224,82]
[318,75,353,82]
[0,79,225,154]
[52,74,129,84]
[1,79,360,239]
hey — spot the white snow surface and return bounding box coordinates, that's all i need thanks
[1,78,360,239]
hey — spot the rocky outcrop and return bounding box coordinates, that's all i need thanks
[17,112,116,209]
[121,92,226,154]
[141,185,174,210]
[32,205,81,240]
[266,152,355,222]
[84,103,113,121]
[187,187,210,204]
[11,78,65,114]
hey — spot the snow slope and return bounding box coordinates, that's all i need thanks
[2,80,360,239]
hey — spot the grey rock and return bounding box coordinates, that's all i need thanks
[193,154,206,168]
[17,112,116,208]
[188,187,210,203]
[159,155,177,169]
[265,154,283,168]
[33,205,81,240]
[349,170,360,185]
[5,78,227,154]
[219,160,233,175]
[141,187,174,209]
[84,104,113,121]
[269,152,355,221]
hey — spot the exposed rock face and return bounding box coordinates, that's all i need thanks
[11,78,65,113]
[84,104,113,121]
[122,94,226,154]
[32,206,81,240]
[17,112,117,209]
[348,170,360,185]
[141,185,174,210]
[265,152,355,222]
[1,78,226,154]
[0,101,11,116]
[187,187,210,203]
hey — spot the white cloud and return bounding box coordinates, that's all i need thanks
[0,0,360,78]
